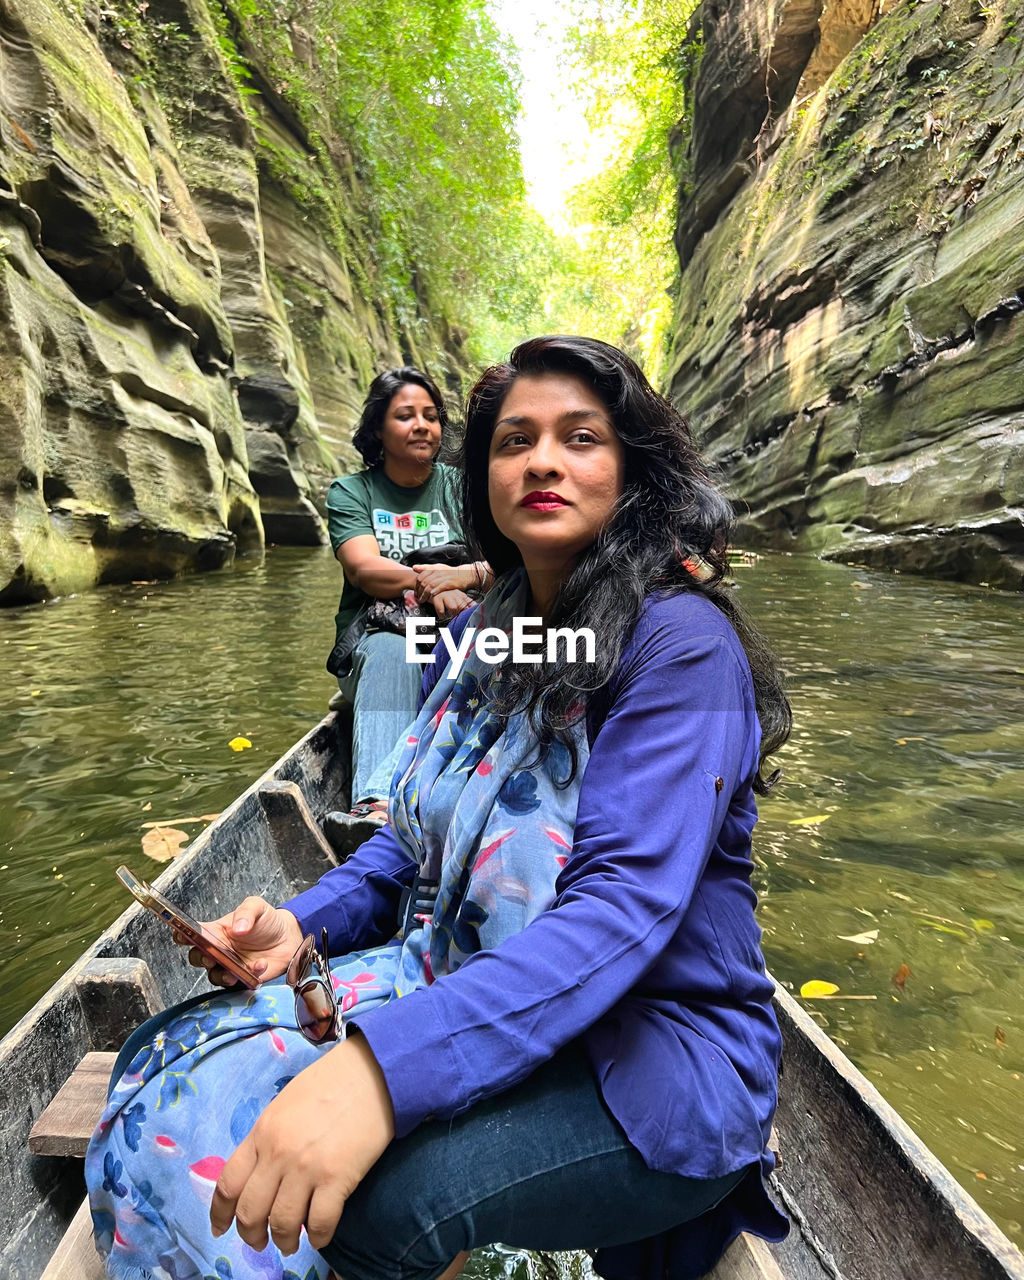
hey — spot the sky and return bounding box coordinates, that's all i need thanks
[489,0,616,234]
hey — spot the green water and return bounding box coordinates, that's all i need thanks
[1,547,1021,1238]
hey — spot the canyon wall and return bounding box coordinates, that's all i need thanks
[0,0,462,603]
[667,0,1024,588]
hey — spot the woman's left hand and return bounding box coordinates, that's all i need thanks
[430,588,474,622]
[412,562,478,600]
[210,1033,395,1255]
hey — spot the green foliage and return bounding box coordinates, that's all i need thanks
[218,0,529,364]
[536,0,700,378]
[92,0,705,381]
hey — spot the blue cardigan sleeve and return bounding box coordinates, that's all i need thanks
[285,823,415,951]
[356,598,762,1137]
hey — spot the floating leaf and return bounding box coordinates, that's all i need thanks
[892,963,913,991]
[142,801,152,812]
[995,1026,1006,1047]
[913,910,961,926]
[839,929,879,945]
[787,814,831,827]
[972,919,995,932]
[918,920,969,940]
[895,737,926,746]
[142,826,189,862]
[141,814,220,830]
[800,980,840,998]
[228,737,252,752]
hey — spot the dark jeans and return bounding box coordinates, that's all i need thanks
[322,1041,746,1280]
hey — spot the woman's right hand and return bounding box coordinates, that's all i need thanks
[174,897,305,988]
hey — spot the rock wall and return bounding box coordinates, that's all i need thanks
[0,0,458,603]
[666,0,1024,589]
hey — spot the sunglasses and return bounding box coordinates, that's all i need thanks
[286,927,341,1044]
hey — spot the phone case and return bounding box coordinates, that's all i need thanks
[116,866,261,989]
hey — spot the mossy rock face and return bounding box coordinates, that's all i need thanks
[668,0,1024,589]
[0,210,260,602]
[0,0,457,602]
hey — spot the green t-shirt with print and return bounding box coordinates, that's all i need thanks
[325,462,463,645]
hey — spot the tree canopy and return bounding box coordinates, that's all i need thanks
[220,0,698,378]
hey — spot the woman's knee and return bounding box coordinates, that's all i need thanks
[320,1192,468,1280]
[317,1114,479,1280]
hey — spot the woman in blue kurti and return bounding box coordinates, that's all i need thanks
[87,336,791,1280]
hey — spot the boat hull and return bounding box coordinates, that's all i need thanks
[0,711,349,1280]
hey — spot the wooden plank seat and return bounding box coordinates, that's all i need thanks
[28,1053,114,1276]
[29,1051,117,1158]
[712,1234,787,1279]
[40,1197,106,1280]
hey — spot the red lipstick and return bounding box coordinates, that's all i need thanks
[520,491,569,510]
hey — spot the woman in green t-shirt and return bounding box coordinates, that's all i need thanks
[325,367,491,824]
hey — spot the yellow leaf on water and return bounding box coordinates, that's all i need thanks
[787,814,831,827]
[972,919,995,932]
[228,737,252,752]
[918,920,970,940]
[895,737,926,746]
[838,929,879,945]
[800,980,840,998]
[142,826,189,862]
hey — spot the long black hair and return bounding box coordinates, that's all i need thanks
[352,366,451,469]
[458,334,791,793]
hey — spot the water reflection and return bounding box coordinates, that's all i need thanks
[0,548,1021,1237]
[741,557,1024,1240]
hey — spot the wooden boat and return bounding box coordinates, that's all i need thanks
[1,706,1022,1280]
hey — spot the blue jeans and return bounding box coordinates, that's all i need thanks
[322,1040,747,1280]
[338,630,423,805]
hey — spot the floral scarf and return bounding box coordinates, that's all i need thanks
[85,569,588,1279]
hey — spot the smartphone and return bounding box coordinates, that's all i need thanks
[116,865,261,989]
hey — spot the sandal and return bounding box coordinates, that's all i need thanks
[348,799,389,824]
